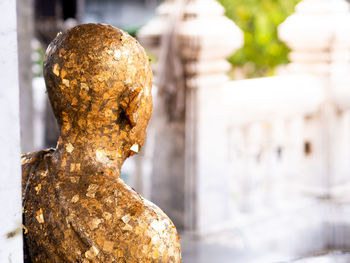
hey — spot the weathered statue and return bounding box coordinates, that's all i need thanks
[22,23,181,263]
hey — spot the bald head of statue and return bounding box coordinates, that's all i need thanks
[43,23,153,161]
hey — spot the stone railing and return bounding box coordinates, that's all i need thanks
[191,73,328,236]
[212,75,327,256]
[194,0,350,257]
[216,77,350,257]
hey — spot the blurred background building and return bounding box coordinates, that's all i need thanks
[3,0,350,262]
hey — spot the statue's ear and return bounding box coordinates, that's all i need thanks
[120,87,143,128]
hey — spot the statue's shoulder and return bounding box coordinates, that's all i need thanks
[21,148,55,167]
[21,148,55,192]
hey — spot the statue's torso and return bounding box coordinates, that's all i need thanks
[22,150,181,263]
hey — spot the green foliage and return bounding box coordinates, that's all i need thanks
[217,0,300,78]
[33,46,45,77]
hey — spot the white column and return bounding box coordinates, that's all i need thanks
[139,0,243,234]
[278,0,350,193]
[17,0,34,153]
[0,0,23,261]
[279,0,350,248]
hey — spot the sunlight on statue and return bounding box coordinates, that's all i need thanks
[22,23,181,263]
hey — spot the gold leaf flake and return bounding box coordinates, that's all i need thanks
[71,97,78,105]
[103,240,114,252]
[115,208,123,218]
[122,224,133,231]
[36,208,44,224]
[88,218,102,230]
[114,50,121,59]
[21,156,30,165]
[152,248,160,258]
[85,246,99,259]
[115,249,124,257]
[66,143,74,153]
[103,212,112,221]
[34,184,41,194]
[130,144,139,153]
[53,64,60,76]
[61,69,67,78]
[121,34,127,42]
[96,149,109,163]
[22,224,28,234]
[59,48,65,57]
[105,196,113,204]
[62,79,70,87]
[71,195,79,203]
[70,177,79,183]
[125,77,132,85]
[86,184,99,198]
[92,246,99,256]
[121,214,130,224]
[103,93,109,100]
[104,109,113,118]
[81,83,89,91]
[78,118,86,127]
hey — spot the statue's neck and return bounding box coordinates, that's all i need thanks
[51,132,127,177]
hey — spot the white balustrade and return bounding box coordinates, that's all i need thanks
[213,76,328,254]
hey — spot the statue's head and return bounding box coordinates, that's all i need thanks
[43,23,153,156]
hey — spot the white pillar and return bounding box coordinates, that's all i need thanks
[278,0,350,193]
[179,0,243,234]
[17,0,34,153]
[279,0,350,248]
[138,0,243,234]
[0,0,24,261]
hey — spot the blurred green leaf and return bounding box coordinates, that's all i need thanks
[217,0,300,78]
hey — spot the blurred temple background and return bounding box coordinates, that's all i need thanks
[3,0,350,262]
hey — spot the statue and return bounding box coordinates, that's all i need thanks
[22,23,181,263]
